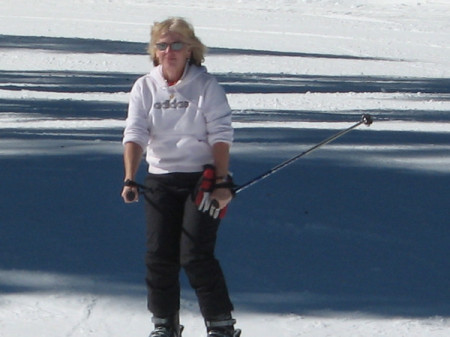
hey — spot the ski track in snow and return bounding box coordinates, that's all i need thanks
[1,0,450,336]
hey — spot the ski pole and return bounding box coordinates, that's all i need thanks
[124,114,373,201]
[232,113,373,194]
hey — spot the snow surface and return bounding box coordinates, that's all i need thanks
[1,0,449,336]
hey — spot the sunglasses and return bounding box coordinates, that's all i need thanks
[155,42,185,51]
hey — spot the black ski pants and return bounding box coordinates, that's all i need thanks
[143,172,234,320]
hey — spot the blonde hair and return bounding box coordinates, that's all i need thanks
[148,17,207,67]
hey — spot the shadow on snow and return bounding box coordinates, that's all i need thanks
[1,70,449,96]
[1,119,449,317]
[1,34,398,61]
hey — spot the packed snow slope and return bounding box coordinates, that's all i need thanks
[0,0,449,336]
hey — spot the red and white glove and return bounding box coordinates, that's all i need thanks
[195,165,216,214]
[195,165,235,219]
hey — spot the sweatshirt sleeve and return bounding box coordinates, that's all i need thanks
[202,77,233,146]
[122,78,151,151]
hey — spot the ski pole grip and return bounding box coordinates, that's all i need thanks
[211,199,219,209]
[126,190,136,201]
[210,199,228,219]
[124,179,139,202]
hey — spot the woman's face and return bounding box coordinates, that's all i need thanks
[156,31,191,82]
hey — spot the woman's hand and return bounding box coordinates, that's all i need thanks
[121,185,139,203]
[210,185,233,209]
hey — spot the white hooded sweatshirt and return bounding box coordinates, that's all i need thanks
[123,64,233,174]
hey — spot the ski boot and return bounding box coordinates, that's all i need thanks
[206,315,241,337]
[150,315,183,337]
